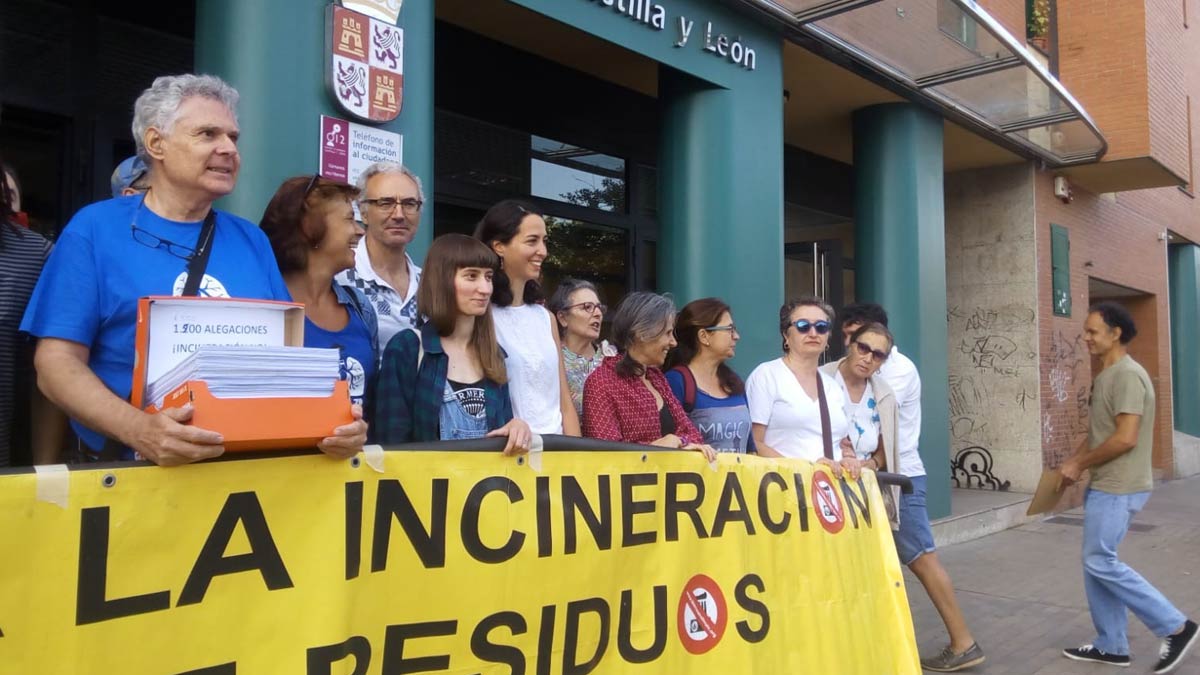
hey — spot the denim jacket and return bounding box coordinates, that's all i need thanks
[332,280,380,366]
[374,323,514,443]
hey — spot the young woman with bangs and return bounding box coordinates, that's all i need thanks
[374,234,531,454]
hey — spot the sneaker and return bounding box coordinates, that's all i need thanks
[921,643,986,672]
[1154,619,1199,674]
[1062,644,1131,667]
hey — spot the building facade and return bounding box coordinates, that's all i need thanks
[1,0,1197,517]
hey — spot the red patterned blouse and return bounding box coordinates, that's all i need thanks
[582,356,703,446]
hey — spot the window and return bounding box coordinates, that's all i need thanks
[530,136,627,213]
[1051,224,1071,316]
[939,0,977,50]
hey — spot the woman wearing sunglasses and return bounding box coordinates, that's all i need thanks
[745,297,860,476]
[821,322,901,522]
[547,278,617,418]
[664,297,753,454]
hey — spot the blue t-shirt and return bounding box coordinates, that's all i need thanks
[20,195,290,451]
[303,311,377,413]
[665,368,754,454]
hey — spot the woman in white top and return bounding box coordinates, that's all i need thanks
[745,297,860,477]
[475,200,581,436]
[820,321,901,524]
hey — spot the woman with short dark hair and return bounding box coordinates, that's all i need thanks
[745,296,859,476]
[373,234,531,453]
[582,292,716,460]
[260,175,379,425]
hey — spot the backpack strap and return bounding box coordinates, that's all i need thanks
[670,365,698,413]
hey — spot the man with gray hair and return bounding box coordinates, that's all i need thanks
[335,161,424,349]
[21,73,367,466]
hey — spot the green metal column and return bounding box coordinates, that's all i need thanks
[853,103,951,518]
[1169,244,1200,436]
[658,68,784,372]
[194,0,434,259]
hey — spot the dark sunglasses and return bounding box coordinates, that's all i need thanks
[853,341,890,362]
[792,319,831,335]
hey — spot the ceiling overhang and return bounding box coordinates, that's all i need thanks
[731,0,1108,167]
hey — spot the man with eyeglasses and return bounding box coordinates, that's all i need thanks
[840,302,984,672]
[19,74,367,466]
[336,162,425,350]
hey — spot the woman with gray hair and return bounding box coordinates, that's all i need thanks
[582,292,717,460]
[20,74,369,466]
[546,278,616,417]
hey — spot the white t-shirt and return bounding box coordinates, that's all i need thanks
[835,370,880,460]
[877,347,926,477]
[334,240,422,351]
[746,358,849,462]
[492,304,564,434]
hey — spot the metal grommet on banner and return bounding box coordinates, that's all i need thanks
[360,444,385,473]
[102,473,117,488]
[34,465,70,508]
[350,456,361,469]
[641,453,648,462]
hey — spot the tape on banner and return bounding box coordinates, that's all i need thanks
[527,434,544,472]
[361,444,385,473]
[34,464,70,508]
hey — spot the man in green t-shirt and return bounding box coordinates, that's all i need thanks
[1059,303,1196,674]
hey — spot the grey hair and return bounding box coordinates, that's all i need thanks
[547,278,602,337]
[132,74,240,162]
[355,162,425,203]
[611,292,676,351]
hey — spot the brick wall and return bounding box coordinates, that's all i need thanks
[976,0,1027,42]
[1034,173,1176,478]
[1057,0,1152,162]
[1146,0,1191,179]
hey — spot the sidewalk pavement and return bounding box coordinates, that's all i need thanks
[907,474,1200,675]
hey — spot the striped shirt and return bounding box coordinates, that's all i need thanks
[0,223,51,466]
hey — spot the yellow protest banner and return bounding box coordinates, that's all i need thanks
[0,451,919,674]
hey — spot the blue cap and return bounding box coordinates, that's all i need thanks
[110,156,149,197]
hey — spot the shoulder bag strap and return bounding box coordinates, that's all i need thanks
[815,372,834,460]
[97,209,217,458]
[181,209,218,297]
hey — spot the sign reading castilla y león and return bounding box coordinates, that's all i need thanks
[582,0,759,70]
[0,451,920,673]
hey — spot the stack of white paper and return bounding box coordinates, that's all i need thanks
[146,345,342,406]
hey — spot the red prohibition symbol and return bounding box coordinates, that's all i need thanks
[811,469,846,534]
[676,574,729,655]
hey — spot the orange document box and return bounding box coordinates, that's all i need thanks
[132,296,354,452]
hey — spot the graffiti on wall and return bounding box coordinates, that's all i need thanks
[951,446,1012,491]
[945,303,1038,490]
[1043,329,1090,451]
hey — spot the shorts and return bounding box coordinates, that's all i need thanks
[892,474,936,566]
